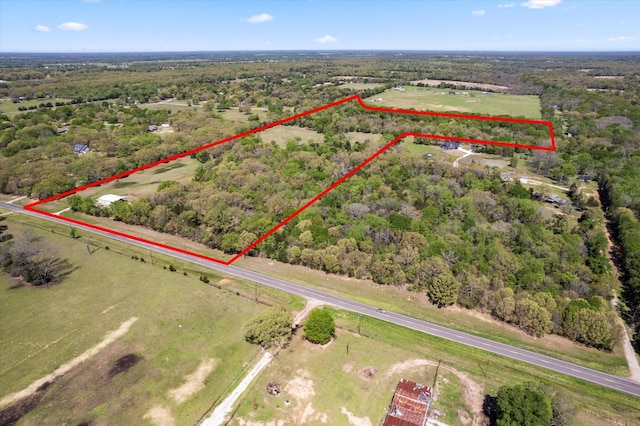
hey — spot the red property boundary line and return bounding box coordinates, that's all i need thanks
[25,94,556,265]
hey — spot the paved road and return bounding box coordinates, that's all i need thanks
[2,201,640,398]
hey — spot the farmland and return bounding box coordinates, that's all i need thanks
[364,86,542,119]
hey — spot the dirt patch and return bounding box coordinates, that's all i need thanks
[0,381,51,425]
[0,317,139,409]
[218,278,233,286]
[388,359,487,426]
[107,353,141,378]
[342,361,355,373]
[266,381,281,396]
[293,299,325,324]
[458,408,472,425]
[143,405,175,426]
[284,370,315,400]
[357,366,378,381]
[168,358,216,404]
[101,305,116,314]
[341,407,372,426]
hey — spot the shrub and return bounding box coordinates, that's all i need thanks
[305,308,335,344]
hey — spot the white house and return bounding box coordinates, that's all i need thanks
[97,194,126,207]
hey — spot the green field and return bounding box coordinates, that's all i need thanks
[364,86,542,119]
[39,157,200,215]
[0,215,301,425]
[257,125,383,147]
[339,82,386,91]
[0,98,74,118]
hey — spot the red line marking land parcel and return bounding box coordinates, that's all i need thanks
[25,94,556,265]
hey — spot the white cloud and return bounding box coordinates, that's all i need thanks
[521,0,562,9]
[608,36,636,41]
[246,13,273,24]
[58,22,89,31]
[472,10,486,16]
[315,35,337,43]
[35,25,51,32]
[498,3,515,8]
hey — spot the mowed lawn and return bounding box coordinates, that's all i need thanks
[364,86,541,119]
[0,216,298,425]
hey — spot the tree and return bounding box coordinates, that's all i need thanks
[515,296,553,337]
[242,307,292,349]
[1,233,72,286]
[427,273,459,307]
[496,384,553,426]
[304,308,335,344]
[509,154,519,168]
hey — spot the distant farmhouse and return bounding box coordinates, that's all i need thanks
[148,124,158,132]
[384,379,432,426]
[97,194,126,207]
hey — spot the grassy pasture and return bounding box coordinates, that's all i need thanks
[234,310,640,426]
[73,157,199,203]
[138,99,195,113]
[0,215,302,425]
[364,86,542,119]
[0,98,74,118]
[339,82,386,91]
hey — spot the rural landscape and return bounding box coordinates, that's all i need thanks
[1,1,640,425]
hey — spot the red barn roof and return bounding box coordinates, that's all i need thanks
[383,379,431,426]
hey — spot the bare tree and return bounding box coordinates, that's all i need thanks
[2,233,73,286]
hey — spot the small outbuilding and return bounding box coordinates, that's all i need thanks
[384,379,431,426]
[97,194,126,207]
[440,141,461,150]
[73,143,90,155]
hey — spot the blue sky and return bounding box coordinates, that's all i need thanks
[1,0,638,52]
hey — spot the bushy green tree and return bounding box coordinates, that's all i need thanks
[427,273,459,307]
[305,308,335,344]
[496,383,552,426]
[243,307,292,349]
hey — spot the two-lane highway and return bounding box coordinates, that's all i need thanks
[2,201,640,397]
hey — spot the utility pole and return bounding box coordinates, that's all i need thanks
[432,360,441,391]
[357,316,362,335]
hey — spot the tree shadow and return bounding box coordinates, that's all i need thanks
[483,394,498,426]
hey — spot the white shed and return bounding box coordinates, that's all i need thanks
[97,194,126,207]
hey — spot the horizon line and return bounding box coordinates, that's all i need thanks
[1,49,639,55]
